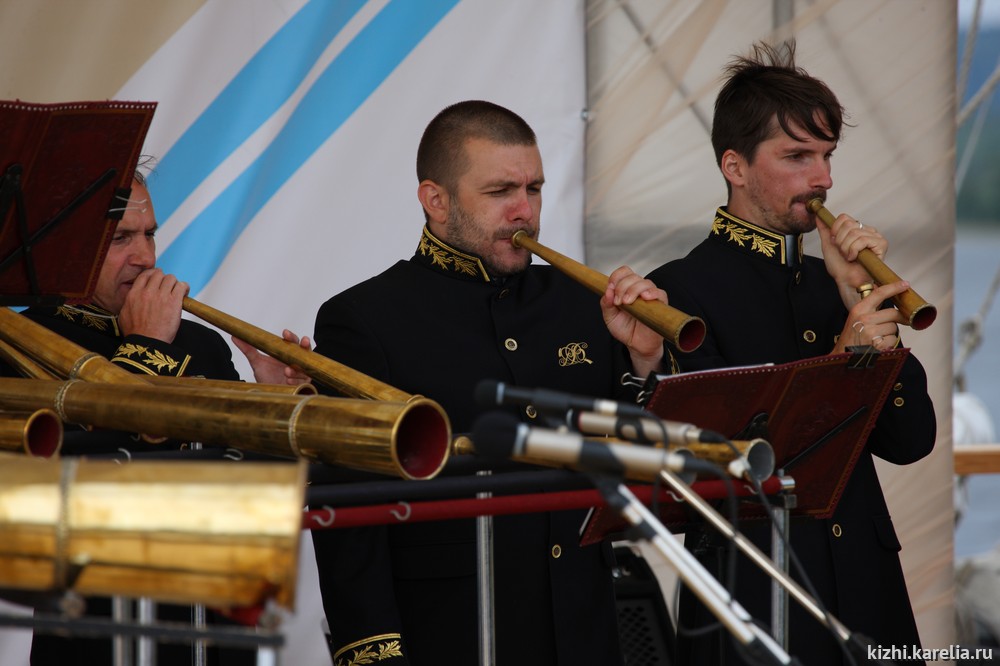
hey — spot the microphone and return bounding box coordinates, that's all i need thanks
[568,410,727,445]
[474,379,646,417]
[471,412,720,481]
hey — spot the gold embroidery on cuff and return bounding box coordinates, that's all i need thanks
[334,633,404,665]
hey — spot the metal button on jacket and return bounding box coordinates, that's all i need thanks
[504,338,518,351]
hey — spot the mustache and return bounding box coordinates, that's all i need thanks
[495,226,536,242]
[793,191,826,205]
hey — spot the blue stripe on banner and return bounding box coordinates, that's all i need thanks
[153,0,368,223]
[159,0,461,295]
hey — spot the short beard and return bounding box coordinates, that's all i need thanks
[747,185,825,235]
[446,202,532,277]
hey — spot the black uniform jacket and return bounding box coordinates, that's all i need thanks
[646,208,936,666]
[17,302,240,380]
[5,303,250,666]
[311,226,631,666]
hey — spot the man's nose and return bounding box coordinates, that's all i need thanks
[132,238,156,268]
[810,160,833,190]
[509,189,534,221]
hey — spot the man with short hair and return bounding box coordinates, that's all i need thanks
[311,100,671,666]
[646,42,936,665]
[8,164,308,666]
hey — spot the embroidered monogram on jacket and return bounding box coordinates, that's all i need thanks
[558,342,592,366]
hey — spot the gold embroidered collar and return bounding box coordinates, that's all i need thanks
[415,225,491,282]
[53,303,122,336]
[709,207,803,267]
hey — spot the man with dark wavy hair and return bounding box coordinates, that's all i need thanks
[647,42,935,665]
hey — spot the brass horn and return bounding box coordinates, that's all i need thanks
[0,454,305,610]
[182,297,409,401]
[510,231,706,352]
[0,378,450,481]
[0,306,451,477]
[0,409,62,458]
[806,199,937,330]
[0,308,149,385]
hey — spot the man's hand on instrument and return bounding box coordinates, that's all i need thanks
[602,266,666,377]
[831,280,909,354]
[118,268,187,343]
[816,212,889,308]
[235,329,313,386]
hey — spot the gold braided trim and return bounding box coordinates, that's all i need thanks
[418,225,490,282]
[54,304,121,335]
[333,633,404,665]
[111,343,185,376]
[711,208,802,266]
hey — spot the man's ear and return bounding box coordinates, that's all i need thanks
[720,149,746,187]
[418,179,449,225]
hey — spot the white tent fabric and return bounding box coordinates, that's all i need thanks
[584,0,956,654]
[0,0,955,663]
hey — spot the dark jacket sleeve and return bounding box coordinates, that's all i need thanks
[865,350,936,465]
[311,295,412,665]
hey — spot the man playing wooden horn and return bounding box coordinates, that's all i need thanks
[1,159,309,666]
[646,41,936,666]
[310,100,673,666]
[2,160,308,386]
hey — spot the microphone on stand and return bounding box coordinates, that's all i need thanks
[474,379,647,418]
[471,412,720,480]
[567,410,727,445]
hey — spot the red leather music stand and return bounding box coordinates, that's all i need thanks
[0,100,156,307]
[580,349,908,544]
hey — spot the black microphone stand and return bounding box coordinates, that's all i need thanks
[620,468,899,666]
[592,473,799,666]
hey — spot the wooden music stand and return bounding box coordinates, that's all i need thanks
[0,100,157,307]
[580,348,908,543]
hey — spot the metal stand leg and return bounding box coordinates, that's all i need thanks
[650,470,853,649]
[192,604,206,666]
[770,501,789,650]
[257,645,279,666]
[476,469,495,666]
[112,597,133,666]
[595,476,793,665]
[137,598,156,666]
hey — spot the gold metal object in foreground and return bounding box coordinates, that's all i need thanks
[510,231,706,352]
[806,199,937,330]
[0,308,150,384]
[0,378,450,480]
[182,297,410,401]
[0,409,62,458]
[0,455,306,609]
[145,375,318,395]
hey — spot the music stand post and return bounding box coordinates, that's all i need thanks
[592,473,798,666]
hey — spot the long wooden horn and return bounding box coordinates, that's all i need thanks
[0,308,150,385]
[806,199,937,330]
[0,378,450,480]
[510,231,706,352]
[0,455,305,610]
[182,297,410,401]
